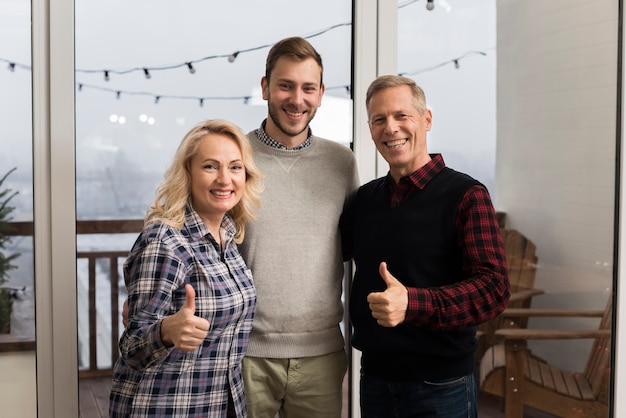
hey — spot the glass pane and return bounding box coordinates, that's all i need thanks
[0,0,37,416]
[398,1,615,417]
[75,1,352,416]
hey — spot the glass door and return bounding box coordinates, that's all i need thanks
[0,0,37,416]
[74,1,353,416]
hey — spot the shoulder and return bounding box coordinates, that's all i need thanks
[130,222,189,260]
[356,177,386,197]
[437,167,483,189]
[246,130,258,141]
[312,136,355,158]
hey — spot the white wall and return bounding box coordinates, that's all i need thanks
[495,0,618,371]
[0,352,37,417]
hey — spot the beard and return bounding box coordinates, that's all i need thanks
[267,98,318,138]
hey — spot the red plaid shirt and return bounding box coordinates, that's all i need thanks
[386,154,509,328]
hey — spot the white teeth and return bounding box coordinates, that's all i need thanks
[386,139,406,148]
[213,191,231,196]
[286,111,303,117]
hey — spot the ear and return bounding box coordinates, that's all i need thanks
[261,76,269,100]
[318,83,326,107]
[425,108,433,131]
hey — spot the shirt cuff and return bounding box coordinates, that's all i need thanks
[405,286,422,323]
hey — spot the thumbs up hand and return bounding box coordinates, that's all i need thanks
[160,284,210,351]
[366,262,408,327]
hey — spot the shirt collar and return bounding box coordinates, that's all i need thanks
[255,119,312,150]
[385,153,446,190]
[184,203,235,239]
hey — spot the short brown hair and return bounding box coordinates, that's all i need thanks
[265,36,323,85]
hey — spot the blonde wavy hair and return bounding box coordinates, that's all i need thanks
[145,119,263,243]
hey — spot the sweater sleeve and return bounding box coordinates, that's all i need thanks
[404,184,510,329]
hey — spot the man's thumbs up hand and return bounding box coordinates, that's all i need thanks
[161,284,210,351]
[366,262,408,327]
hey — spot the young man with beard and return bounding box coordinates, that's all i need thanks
[239,37,359,418]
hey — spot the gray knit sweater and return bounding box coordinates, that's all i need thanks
[240,131,359,358]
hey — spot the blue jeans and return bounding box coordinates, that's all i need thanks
[360,372,478,418]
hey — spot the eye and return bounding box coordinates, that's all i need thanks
[396,114,408,120]
[371,117,385,125]
[203,163,217,170]
[230,164,244,171]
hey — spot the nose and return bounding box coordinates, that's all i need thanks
[289,88,305,106]
[383,118,398,135]
[216,167,228,184]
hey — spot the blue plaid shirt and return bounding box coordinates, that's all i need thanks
[110,206,256,417]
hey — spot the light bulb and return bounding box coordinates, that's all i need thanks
[426,0,434,11]
[228,52,240,63]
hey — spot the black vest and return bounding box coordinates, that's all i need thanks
[349,167,481,380]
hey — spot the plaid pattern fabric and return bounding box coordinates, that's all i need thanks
[386,154,509,328]
[109,206,256,417]
[255,119,312,150]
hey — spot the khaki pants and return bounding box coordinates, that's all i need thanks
[242,350,348,418]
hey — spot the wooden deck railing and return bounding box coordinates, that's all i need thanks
[1,219,143,379]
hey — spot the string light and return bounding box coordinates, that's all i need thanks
[2,47,488,105]
[399,50,488,77]
[68,49,487,105]
[1,15,490,106]
[228,52,239,63]
[70,21,351,78]
[0,58,29,72]
[75,82,261,104]
[75,48,490,105]
[426,0,435,10]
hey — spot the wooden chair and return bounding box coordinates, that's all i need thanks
[476,228,543,358]
[479,297,612,418]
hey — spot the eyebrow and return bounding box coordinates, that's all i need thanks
[200,158,243,164]
[274,77,320,87]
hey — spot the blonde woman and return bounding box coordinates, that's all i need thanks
[110,119,263,418]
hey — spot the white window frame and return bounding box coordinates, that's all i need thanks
[31,0,625,416]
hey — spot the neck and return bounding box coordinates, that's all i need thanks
[264,119,308,149]
[390,154,432,183]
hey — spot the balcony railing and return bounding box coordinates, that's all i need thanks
[0,219,143,379]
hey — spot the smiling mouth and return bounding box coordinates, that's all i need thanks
[385,139,407,148]
[211,190,233,197]
[286,110,305,118]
